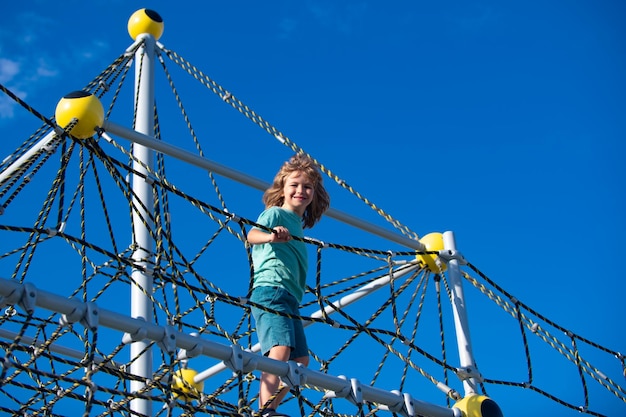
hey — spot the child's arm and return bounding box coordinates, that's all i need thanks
[247,226,292,245]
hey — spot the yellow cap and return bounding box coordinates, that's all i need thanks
[54,91,104,139]
[172,368,203,401]
[454,394,504,417]
[128,9,164,40]
[416,232,447,272]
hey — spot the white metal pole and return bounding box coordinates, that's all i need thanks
[102,120,425,252]
[130,33,156,417]
[0,131,59,185]
[443,231,478,395]
[0,276,461,417]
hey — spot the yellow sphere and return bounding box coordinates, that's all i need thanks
[416,232,447,272]
[454,394,503,417]
[172,368,203,401]
[128,9,164,40]
[54,91,104,139]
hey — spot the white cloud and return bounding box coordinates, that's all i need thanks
[0,96,16,119]
[34,58,58,79]
[0,87,27,119]
[0,10,109,120]
[0,58,20,83]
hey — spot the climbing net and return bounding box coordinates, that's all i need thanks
[0,34,624,417]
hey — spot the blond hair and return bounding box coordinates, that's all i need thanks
[263,154,330,228]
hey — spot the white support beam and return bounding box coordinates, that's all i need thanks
[0,276,460,417]
[101,120,425,252]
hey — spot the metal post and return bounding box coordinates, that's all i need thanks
[130,33,156,417]
[443,231,478,395]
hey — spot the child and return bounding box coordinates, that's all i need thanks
[247,154,330,417]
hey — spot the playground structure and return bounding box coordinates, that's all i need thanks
[0,9,624,417]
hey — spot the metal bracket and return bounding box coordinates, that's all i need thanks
[456,365,482,383]
[223,344,258,374]
[18,283,37,314]
[59,302,99,331]
[438,249,467,265]
[323,375,362,405]
[81,302,99,331]
[378,390,411,416]
[121,319,149,344]
[59,304,85,326]
[178,333,204,360]
[223,344,244,373]
[348,378,363,405]
[158,325,177,354]
[281,360,307,388]
[0,286,24,312]
[323,375,350,400]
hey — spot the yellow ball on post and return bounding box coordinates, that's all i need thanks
[171,368,203,401]
[54,91,104,139]
[416,232,447,272]
[128,9,164,40]
[454,394,504,417]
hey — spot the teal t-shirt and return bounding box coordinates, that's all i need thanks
[251,206,307,302]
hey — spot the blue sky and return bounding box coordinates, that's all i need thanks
[1,1,625,416]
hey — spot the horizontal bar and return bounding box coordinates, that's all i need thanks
[0,276,457,417]
[102,121,425,251]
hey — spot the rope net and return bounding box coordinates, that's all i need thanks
[0,37,624,417]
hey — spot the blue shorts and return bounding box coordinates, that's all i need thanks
[250,286,308,359]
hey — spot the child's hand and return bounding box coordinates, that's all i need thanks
[271,226,292,243]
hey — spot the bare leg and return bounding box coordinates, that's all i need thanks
[259,346,309,412]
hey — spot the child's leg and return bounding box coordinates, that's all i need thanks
[259,345,292,410]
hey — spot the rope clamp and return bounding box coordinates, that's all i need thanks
[225,209,241,223]
[98,80,110,92]
[145,174,156,185]
[305,236,327,248]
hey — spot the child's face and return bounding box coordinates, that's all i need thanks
[281,171,314,216]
